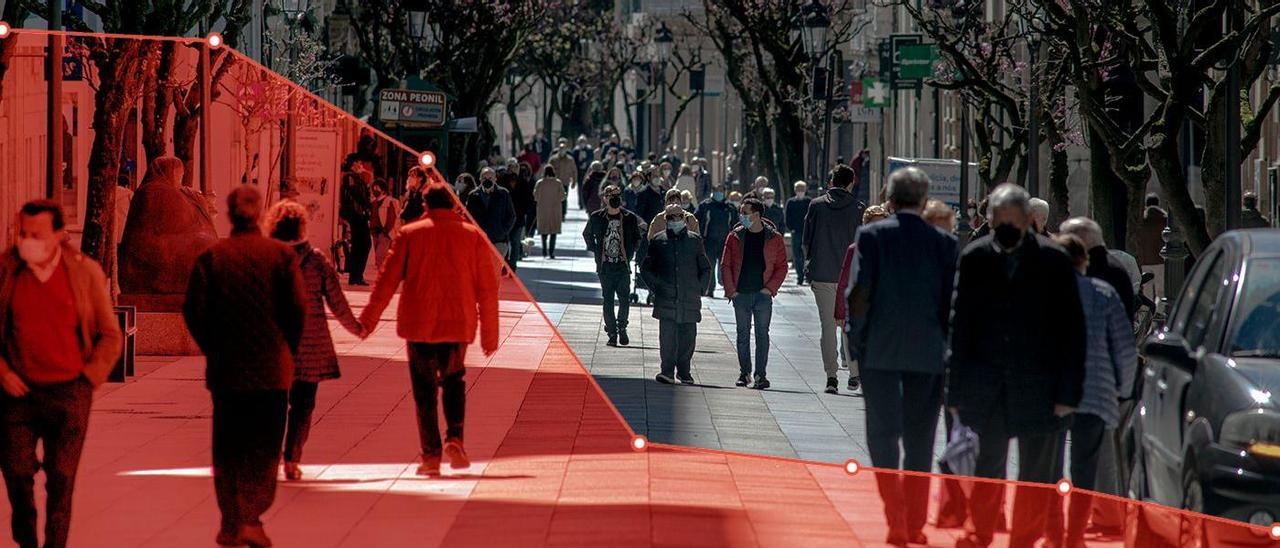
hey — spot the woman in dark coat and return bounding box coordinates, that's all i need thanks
[265,200,366,480]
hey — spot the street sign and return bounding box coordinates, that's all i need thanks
[887,156,978,209]
[846,105,880,123]
[878,39,892,79]
[897,43,938,80]
[849,79,863,103]
[377,89,447,128]
[863,78,890,108]
[889,34,924,90]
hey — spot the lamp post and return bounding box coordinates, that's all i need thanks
[47,0,63,200]
[654,21,674,153]
[800,0,832,182]
[407,8,429,75]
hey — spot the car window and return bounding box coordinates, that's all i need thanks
[1228,258,1280,357]
[1184,254,1230,350]
[1169,250,1219,335]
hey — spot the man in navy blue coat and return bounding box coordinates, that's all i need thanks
[847,167,958,547]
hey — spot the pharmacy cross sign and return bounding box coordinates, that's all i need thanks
[864,78,890,108]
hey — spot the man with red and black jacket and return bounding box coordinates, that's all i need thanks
[721,197,788,390]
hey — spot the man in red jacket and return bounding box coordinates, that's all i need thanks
[361,183,500,477]
[721,197,788,390]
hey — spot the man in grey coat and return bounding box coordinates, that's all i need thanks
[642,205,712,384]
[847,167,957,547]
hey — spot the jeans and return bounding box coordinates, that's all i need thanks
[861,370,943,536]
[347,221,372,283]
[211,389,288,533]
[790,235,805,283]
[407,343,467,457]
[658,320,697,377]
[1045,413,1108,546]
[732,291,773,378]
[599,262,631,334]
[810,282,855,378]
[283,380,318,463]
[0,379,92,548]
[967,396,1066,547]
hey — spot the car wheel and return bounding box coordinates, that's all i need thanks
[1179,460,1211,548]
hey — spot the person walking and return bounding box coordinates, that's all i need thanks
[784,181,812,284]
[370,180,400,270]
[1242,192,1272,228]
[400,167,427,223]
[339,155,374,285]
[581,161,607,214]
[263,201,367,482]
[802,164,866,394]
[721,197,788,390]
[760,188,786,232]
[583,185,644,347]
[360,183,500,477]
[1136,194,1167,300]
[183,186,307,548]
[0,200,122,548]
[696,186,738,297]
[834,205,891,329]
[643,205,712,385]
[1043,234,1138,548]
[948,184,1086,548]
[647,189,700,239]
[845,168,958,547]
[465,168,517,267]
[1059,217,1136,320]
[674,164,698,198]
[549,139,578,217]
[534,165,568,259]
[1029,197,1051,235]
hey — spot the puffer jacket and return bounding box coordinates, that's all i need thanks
[641,228,711,323]
[720,223,788,297]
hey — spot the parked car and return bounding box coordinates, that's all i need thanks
[1128,230,1280,546]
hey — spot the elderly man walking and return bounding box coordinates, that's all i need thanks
[847,168,957,546]
[0,200,122,548]
[184,186,307,547]
[361,184,500,477]
[949,184,1086,548]
[643,205,712,384]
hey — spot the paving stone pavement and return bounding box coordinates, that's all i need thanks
[516,194,949,466]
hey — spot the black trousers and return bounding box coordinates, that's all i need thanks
[283,380,319,463]
[968,400,1066,547]
[599,262,631,334]
[658,320,697,377]
[703,244,724,294]
[861,370,943,536]
[211,389,288,532]
[347,221,372,283]
[541,234,557,257]
[408,343,467,457]
[1045,413,1108,545]
[0,379,92,548]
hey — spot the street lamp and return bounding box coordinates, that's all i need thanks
[800,0,830,61]
[406,8,430,73]
[654,21,674,152]
[799,0,834,183]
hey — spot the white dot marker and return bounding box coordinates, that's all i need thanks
[0,22,11,38]
[419,151,436,168]
[1270,523,1280,540]
[1056,479,1072,496]
[630,435,647,451]
[844,459,860,475]
[206,32,223,48]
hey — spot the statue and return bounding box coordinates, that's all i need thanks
[118,156,219,311]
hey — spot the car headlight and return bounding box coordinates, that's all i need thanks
[1221,409,1280,457]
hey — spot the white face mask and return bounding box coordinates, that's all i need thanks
[18,236,57,265]
[764,198,775,207]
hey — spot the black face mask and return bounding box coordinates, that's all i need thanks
[607,196,622,208]
[993,224,1023,249]
[482,179,495,189]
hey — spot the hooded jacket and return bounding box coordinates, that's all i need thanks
[802,187,866,283]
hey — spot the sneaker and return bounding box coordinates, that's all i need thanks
[618,329,630,346]
[847,376,861,393]
[416,455,441,476]
[283,461,302,481]
[736,374,750,387]
[607,334,618,347]
[443,439,470,469]
[677,373,695,384]
[752,377,771,390]
[824,377,838,394]
[655,373,676,384]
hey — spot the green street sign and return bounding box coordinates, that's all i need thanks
[864,78,891,108]
[897,44,938,80]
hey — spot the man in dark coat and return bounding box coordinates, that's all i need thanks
[583,185,644,347]
[760,188,786,232]
[338,155,373,285]
[1060,217,1137,320]
[695,187,738,297]
[642,205,712,385]
[803,164,866,394]
[948,184,1086,548]
[1242,192,1272,229]
[184,186,307,548]
[848,168,958,546]
[465,168,517,267]
[784,181,812,284]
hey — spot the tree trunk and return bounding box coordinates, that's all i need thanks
[141,42,175,163]
[1087,131,1119,247]
[1149,116,1212,255]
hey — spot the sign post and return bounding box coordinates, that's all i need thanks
[378,89,448,128]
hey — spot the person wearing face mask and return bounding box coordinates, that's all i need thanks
[648,189,701,239]
[583,185,644,346]
[658,161,674,188]
[549,139,578,217]
[695,185,738,297]
[720,197,788,390]
[680,190,696,214]
[533,165,568,259]
[803,164,866,394]
[635,173,666,234]
[622,174,645,212]
[693,158,713,200]
[760,188,786,231]
[785,181,813,285]
[948,183,1086,548]
[675,164,698,201]
[0,200,122,548]
[369,179,401,270]
[727,191,743,210]
[581,161,607,213]
[465,168,518,265]
[339,154,374,285]
[400,167,428,223]
[642,205,712,384]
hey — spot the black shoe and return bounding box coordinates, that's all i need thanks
[847,376,861,393]
[752,377,770,390]
[618,329,630,346]
[655,373,676,385]
[736,374,750,387]
[677,373,695,384]
[607,334,618,347]
[824,377,838,394]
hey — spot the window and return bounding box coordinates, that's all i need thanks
[1184,254,1230,350]
[1228,258,1280,357]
